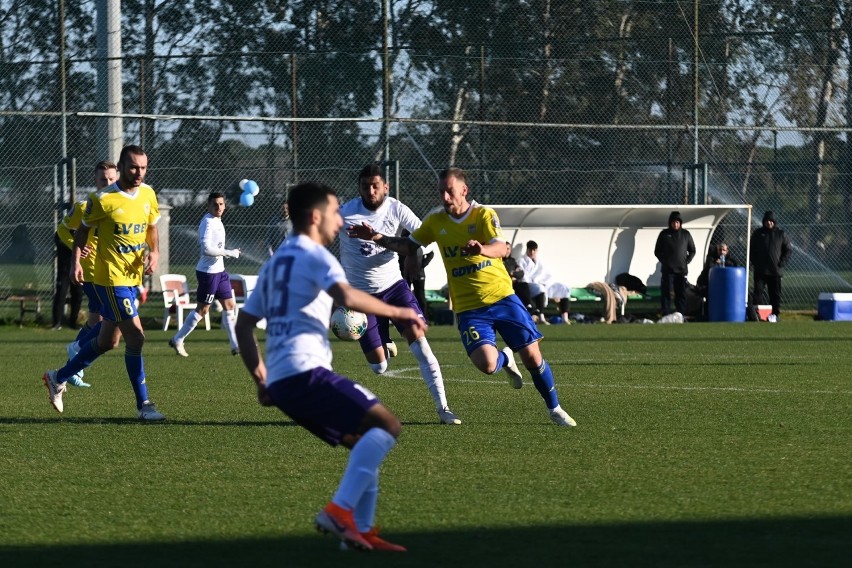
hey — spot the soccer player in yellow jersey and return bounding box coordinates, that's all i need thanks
[350,167,576,426]
[55,160,118,388]
[43,145,165,421]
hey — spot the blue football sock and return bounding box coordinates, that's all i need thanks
[125,346,148,409]
[74,321,102,347]
[491,349,508,374]
[530,359,560,409]
[73,323,91,345]
[56,339,104,382]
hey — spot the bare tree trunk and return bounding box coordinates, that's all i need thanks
[811,28,839,251]
[448,85,469,166]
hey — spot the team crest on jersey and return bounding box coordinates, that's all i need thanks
[144,203,150,215]
[468,224,476,234]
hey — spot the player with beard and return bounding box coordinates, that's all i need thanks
[339,163,460,425]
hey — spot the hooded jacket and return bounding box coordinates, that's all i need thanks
[654,211,696,275]
[750,211,792,276]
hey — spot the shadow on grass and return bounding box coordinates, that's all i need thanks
[1,516,849,568]
[1,417,453,428]
[0,417,297,427]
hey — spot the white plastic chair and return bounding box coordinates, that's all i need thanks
[230,274,249,311]
[231,274,265,329]
[159,273,210,331]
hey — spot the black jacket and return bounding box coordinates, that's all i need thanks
[750,226,791,276]
[503,255,524,281]
[654,228,696,275]
[697,250,739,289]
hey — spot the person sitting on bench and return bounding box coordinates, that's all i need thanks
[518,240,571,324]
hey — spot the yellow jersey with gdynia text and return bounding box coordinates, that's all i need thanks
[82,183,160,286]
[410,202,513,313]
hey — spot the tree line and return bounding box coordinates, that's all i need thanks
[2,1,852,256]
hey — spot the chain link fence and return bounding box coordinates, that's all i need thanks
[2,1,851,323]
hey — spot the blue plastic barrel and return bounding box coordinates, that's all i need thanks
[708,266,746,322]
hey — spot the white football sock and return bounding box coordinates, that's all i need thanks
[333,428,396,510]
[222,309,238,350]
[173,310,202,343]
[410,336,448,410]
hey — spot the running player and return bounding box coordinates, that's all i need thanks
[57,160,119,387]
[168,191,241,357]
[43,145,166,421]
[349,167,577,426]
[339,163,460,425]
[235,181,417,551]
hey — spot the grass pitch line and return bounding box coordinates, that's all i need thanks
[576,383,852,395]
[380,368,852,395]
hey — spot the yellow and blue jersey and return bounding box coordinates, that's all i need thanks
[83,183,160,286]
[57,198,98,282]
[410,202,513,312]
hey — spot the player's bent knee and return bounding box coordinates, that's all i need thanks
[369,360,389,374]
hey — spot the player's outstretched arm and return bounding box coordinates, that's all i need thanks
[328,281,426,335]
[348,222,420,255]
[464,239,506,258]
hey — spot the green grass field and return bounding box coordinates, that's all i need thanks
[1,321,850,567]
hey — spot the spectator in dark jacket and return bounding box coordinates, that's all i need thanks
[654,210,696,315]
[750,211,792,322]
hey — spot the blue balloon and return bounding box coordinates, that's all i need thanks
[239,192,255,207]
[244,180,259,196]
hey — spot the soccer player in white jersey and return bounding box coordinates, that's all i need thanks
[235,181,421,552]
[339,163,460,425]
[350,167,576,427]
[169,191,241,357]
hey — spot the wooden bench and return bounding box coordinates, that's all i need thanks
[2,294,42,327]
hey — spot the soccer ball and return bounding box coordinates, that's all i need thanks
[330,307,368,341]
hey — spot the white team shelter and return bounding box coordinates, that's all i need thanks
[423,204,753,295]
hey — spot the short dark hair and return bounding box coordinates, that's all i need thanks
[287,182,337,232]
[526,240,538,250]
[118,145,146,166]
[438,167,467,184]
[95,160,116,171]
[358,163,384,182]
[207,191,225,203]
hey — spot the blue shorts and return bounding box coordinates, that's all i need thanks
[94,285,139,322]
[196,271,234,305]
[456,294,542,355]
[82,282,100,314]
[358,279,424,353]
[265,367,380,446]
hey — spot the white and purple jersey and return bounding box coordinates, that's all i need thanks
[196,213,238,273]
[242,234,348,384]
[339,196,421,294]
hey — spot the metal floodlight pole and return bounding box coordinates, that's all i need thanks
[382,0,391,163]
[59,0,68,195]
[692,0,700,203]
[379,160,399,201]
